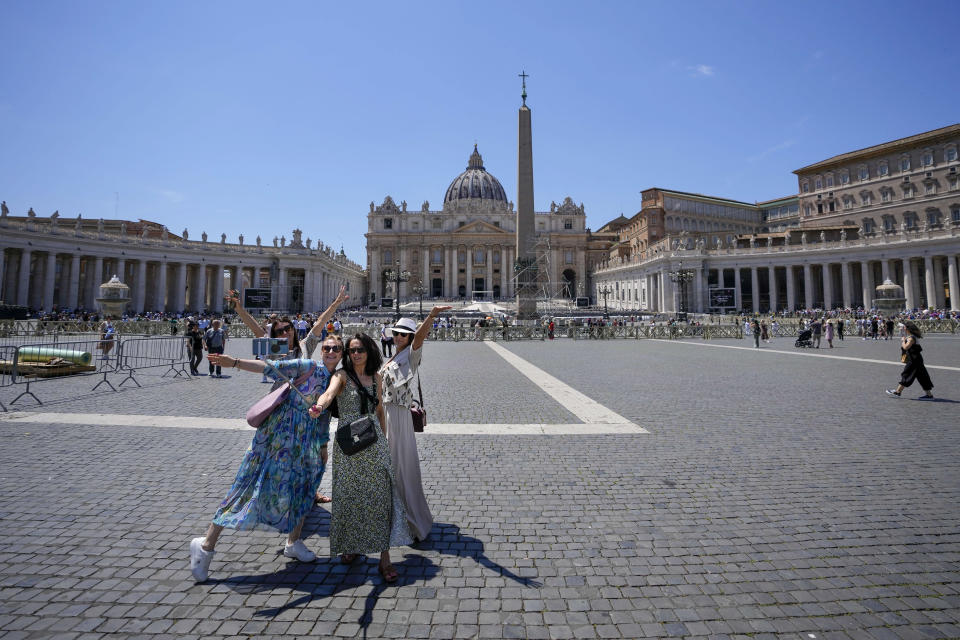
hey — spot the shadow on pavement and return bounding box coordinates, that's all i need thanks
[416,522,542,588]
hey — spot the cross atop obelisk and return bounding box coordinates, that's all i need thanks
[515,70,536,318]
[519,70,529,106]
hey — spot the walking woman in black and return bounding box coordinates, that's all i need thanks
[886,320,934,399]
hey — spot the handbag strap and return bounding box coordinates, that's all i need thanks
[416,371,424,407]
[343,367,378,414]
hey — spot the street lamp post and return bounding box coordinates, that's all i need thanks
[599,285,612,320]
[411,280,428,320]
[668,261,695,322]
[382,260,411,322]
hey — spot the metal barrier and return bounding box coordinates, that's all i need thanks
[6,338,120,406]
[0,346,16,412]
[116,336,192,387]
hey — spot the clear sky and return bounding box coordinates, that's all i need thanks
[2,0,958,263]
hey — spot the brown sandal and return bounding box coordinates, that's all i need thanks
[378,562,398,583]
[315,493,332,504]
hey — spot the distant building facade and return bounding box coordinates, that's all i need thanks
[593,124,960,313]
[0,211,365,314]
[365,146,607,303]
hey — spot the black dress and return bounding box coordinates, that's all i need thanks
[899,340,933,391]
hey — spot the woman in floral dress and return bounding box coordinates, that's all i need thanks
[309,333,411,582]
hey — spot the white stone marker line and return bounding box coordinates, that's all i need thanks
[0,412,644,435]
[648,339,960,372]
[484,342,647,430]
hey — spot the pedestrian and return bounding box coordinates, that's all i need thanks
[186,321,204,375]
[188,350,334,583]
[837,317,845,341]
[204,319,227,377]
[96,316,116,361]
[751,319,761,348]
[309,333,411,583]
[548,319,555,340]
[824,319,834,348]
[886,321,934,399]
[380,324,394,356]
[870,316,879,340]
[811,317,822,348]
[378,306,450,543]
[760,321,769,343]
[885,317,895,340]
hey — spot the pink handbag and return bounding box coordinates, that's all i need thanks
[246,365,315,428]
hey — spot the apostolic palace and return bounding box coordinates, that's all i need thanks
[2,116,959,316]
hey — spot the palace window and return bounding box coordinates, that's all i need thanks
[383,218,393,229]
[922,150,934,167]
[881,188,892,202]
[801,180,810,193]
[494,221,500,228]
[564,219,573,230]
[860,191,873,206]
[474,249,484,264]
[383,249,392,263]
[432,248,442,263]
[412,221,419,230]
[458,251,465,264]
[565,250,573,264]
[878,161,889,176]
[900,155,911,172]
[804,204,813,216]
[926,209,941,227]
[949,176,959,191]
[946,146,958,163]
[904,212,918,229]
[432,219,442,230]
[925,181,937,195]
[952,206,960,224]
[839,171,850,185]
[826,174,834,187]
[493,251,500,264]
[858,165,869,181]
[538,221,545,230]
[883,216,895,233]
[902,185,914,199]
[815,177,823,190]
[862,218,875,234]
[458,221,465,227]
[842,195,854,210]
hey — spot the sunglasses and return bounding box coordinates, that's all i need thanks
[392,331,410,338]
[321,345,342,353]
[276,325,293,333]
[348,347,366,354]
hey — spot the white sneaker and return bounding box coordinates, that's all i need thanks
[283,540,317,562]
[190,537,214,582]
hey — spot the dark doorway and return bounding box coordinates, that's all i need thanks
[561,269,576,299]
[432,278,443,297]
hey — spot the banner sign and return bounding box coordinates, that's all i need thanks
[243,288,272,309]
[709,287,736,309]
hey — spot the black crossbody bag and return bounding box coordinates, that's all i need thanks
[335,369,379,456]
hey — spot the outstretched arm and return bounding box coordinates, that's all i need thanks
[309,371,346,417]
[207,353,267,373]
[412,305,452,350]
[310,286,349,337]
[225,290,266,338]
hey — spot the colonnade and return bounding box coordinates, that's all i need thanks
[372,244,519,301]
[597,246,960,314]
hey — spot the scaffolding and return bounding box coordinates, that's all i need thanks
[512,234,564,316]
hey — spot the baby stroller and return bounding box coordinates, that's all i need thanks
[795,328,813,348]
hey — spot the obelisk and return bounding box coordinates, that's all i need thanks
[515,71,537,319]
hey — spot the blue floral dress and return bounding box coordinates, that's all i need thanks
[212,358,332,533]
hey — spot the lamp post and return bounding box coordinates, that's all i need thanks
[383,260,411,322]
[668,261,695,322]
[411,279,428,320]
[599,285,612,320]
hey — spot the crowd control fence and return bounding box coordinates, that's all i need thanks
[0,346,16,411]
[5,338,121,407]
[117,336,192,387]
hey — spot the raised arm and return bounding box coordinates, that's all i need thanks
[225,290,266,338]
[310,286,349,337]
[375,372,386,435]
[412,305,452,351]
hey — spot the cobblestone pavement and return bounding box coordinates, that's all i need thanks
[1,335,959,639]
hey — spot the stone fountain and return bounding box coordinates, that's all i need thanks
[873,279,905,316]
[96,275,131,317]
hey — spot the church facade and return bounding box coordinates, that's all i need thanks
[365,145,609,304]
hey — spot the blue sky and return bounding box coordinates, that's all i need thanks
[2,0,958,262]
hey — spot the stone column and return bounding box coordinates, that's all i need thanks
[841,262,852,309]
[861,261,872,309]
[57,255,71,308]
[398,247,408,300]
[91,256,104,309]
[881,259,891,282]
[135,261,147,313]
[803,263,813,310]
[924,255,935,310]
[42,253,57,311]
[155,260,168,312]
[822,263,833,310]
[370,251,379,303]
[785,265,796,312]
[500,247,508,298]
[190,264,205,311]
[948,255,959,311]
[443,248,451,298]
[212,265,224,312]
[116,258,126,284]
[0,250,5,302]
[175,263,188,312]
[422,248,430,295]
[278,268,288,311]
[933,257,946,309]
[733,267,742,311]
[68,254,81,309]
[768,265,778,312]
[902,258,916,310]
[233,265,244,297]
[486,247,493,297]
[465,249,473,298]
[750,266,760,312]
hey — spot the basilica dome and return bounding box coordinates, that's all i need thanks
[443,145,508,206]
